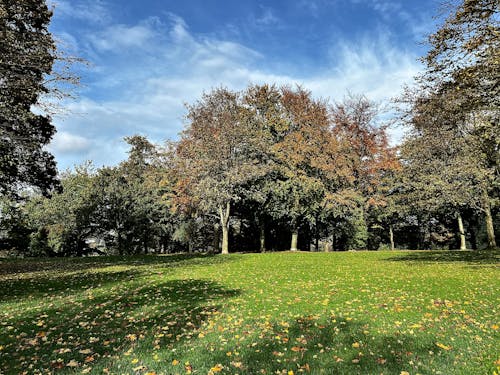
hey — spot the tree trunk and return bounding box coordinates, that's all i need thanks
[324,239,330,252]
[259,222,266,253]
[469,220,478,250]
[417,218,424,250]
[315,216,319,252]
[457,212,466,250]
[290,229,298,251]
[219,202,230,254]
[117,231,123,256]
[212,224,220,253]
[389,224,395,251]
[482,191,497,249]
[143,232,149,254]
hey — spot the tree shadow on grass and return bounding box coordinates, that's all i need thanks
[198,315,447,375]
[384,250,499,265]
[0,279,240,374]
[0,253,233,277]
[0,253,237,302]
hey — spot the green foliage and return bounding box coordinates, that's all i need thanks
[0,0,58,197]
[0,199,31,253]
[23,163,96,256]
[398,0,499,249]
[28,227,52,257]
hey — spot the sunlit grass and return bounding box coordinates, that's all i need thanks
[0,250,498,374]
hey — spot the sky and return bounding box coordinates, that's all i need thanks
[46,0,441,170]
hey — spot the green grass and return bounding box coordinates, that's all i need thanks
[0,250,498,375]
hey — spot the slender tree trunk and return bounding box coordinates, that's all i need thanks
[117,230,123,256]
[219,202,230,254]
[259,221,266,253]
[469,219,478,250]
[290,227,298,251]
[484,207,496,249]
[389,224,395,251]
[482,191,497,249]
[315,215,319,252]
[324,237,330,252]
[143,231,149,254]
[213,224,220,253]
[417,218,423,250]
[457,212,466,250]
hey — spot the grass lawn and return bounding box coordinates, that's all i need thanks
[0,250,498,374]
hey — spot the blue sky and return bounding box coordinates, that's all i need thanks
[46,0,440,170]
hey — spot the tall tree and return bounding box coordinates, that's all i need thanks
[265,86,334,251]
[329,94,399,250]
[0,0,60,197]
[175,88,267,254]
[403,0,499,248]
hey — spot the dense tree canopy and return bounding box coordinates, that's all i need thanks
[0,0,59,197]
[398,0,499,249]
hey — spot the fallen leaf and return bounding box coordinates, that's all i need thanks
[66,360,79,368]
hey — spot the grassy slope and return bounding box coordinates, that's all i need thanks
[0,250,498,375]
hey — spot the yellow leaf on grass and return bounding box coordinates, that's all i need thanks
[210,364,223,372]
[172,359,179,366]
[126,334,137,342]
[436,342,452,351]
[131,358,139,364]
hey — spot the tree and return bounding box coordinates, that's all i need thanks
[175,88,267,254]
[258,86,333,251]
[398,126,486,249]
[0,0,60,198]
[91,137,166,255]
[407,0,499,248]
[24,163,96,256]
[329,94,399,250]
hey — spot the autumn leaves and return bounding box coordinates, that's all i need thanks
[173,85,396,253]
[1,251,498,374]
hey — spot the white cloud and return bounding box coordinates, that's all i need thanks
[54,13,421,169]
[49,131,91,154]
[88,19,160,52]
[50,0,111,25]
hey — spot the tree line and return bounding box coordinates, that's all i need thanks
[0,0,498,256]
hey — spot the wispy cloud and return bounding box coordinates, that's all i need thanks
[253,6,281,28]
[51,12,421,169]
[88,19,160,52]
[50,0,111,25]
